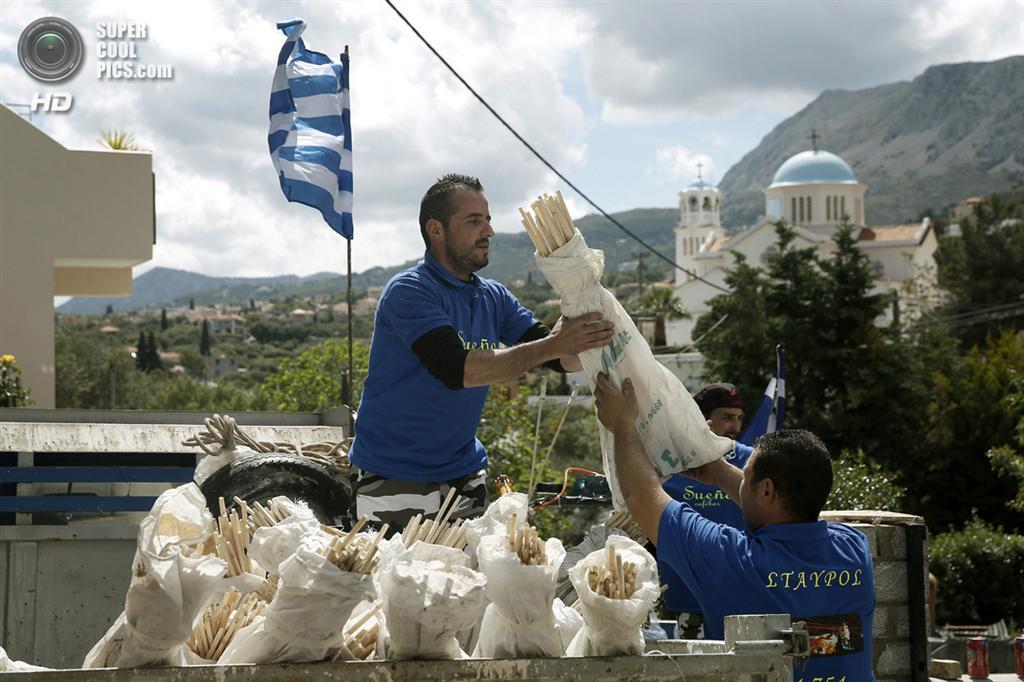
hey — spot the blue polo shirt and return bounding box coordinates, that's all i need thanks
[349,251,537,482]
[658,501,875,681]
[659,442,753,613]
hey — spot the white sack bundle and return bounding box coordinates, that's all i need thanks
[0,646,49,672]
[464,492,529,559]
[380,542,487,660]
[218,537,374,664]
[84,483,227,668]
[532,226,733,509]
[565,535,659,657]
[472,533,566,658]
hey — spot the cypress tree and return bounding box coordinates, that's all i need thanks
[199,319,211,356]
[136,332,147,371]
[160,308,168,331]
[146,331,162,371]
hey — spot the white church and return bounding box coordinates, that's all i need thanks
[666,145,941,348]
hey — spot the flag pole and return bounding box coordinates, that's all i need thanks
[343,45,354,437]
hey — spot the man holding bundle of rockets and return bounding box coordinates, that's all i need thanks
[349,174,615,532]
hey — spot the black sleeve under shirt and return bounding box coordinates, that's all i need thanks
[410,322,567,391]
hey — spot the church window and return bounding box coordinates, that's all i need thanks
[702,196,711,210]
[807,196,813,222]
[799,197,805,223]
[689,196,698,211]
[715,198,720,210]
[826,196,832,221]
[791,197,797,222]
[841,196,846,220]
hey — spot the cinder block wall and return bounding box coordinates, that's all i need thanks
[820,511,929,681]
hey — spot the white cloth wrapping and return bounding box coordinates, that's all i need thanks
[464,493,529,560]
[557,524,630,602]
[192,444,260,486]
[218,538,375,664]
[535,231,734,508]
[564,536,659,657]
[472,534,566,658]
[83,484,227,668]
[380,543,488,660]
[552,598,583,651]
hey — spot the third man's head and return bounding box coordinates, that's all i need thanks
[694,383,744,439]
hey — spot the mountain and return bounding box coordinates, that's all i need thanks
[719,56,1024,229]
[56,207,680,314]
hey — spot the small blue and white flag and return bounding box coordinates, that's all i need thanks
[739,345,786,445]
[268,19,353,239]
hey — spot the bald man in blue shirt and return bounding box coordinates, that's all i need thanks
[594,373,875,681]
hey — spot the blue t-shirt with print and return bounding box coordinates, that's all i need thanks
[658,500,875,681]
[659,442,753,613]
[348,251,537,482]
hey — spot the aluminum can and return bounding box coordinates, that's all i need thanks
[1014,634,1024,678]
[967,636,989,679]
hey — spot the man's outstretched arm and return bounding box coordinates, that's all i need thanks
[594,373,672,544]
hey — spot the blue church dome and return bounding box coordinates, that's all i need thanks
[770,150,858,187]
[687,178,716,191]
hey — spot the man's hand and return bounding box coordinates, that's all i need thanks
[594,372,639,433]
[547,313,615,359]
[681,458,730,487]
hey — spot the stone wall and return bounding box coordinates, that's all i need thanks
[820,511,929,682]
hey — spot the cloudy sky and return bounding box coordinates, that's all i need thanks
[2,0,1021,280]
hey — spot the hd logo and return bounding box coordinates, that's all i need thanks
[18,16,83,113]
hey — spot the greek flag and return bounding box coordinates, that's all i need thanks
[739,345,786,445]
[268,19,353,239]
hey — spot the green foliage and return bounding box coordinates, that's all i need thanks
[199,319,211,357]
[929,519,1024,625]
[934,193,1024,348]
[478,388,568,538]
[924,330,1024,531]
[985,371,1024,513]
[695,221,921,468]
[259,339,369,412]
[826,449,906,512]
[0,354,32,407]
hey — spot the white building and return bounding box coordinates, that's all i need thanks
[667,148,939,347]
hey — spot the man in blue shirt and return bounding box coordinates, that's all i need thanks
[594,374,874,680]
[660,383,753,638]
[349,174,614,532]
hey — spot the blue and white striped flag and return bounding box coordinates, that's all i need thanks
[738,345,786,445]
[268,19,353,239]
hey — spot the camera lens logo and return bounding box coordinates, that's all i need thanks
[18,17,84,83]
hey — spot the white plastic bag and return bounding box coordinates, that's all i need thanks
[380,543,487,660]
[557,524,629,602]
[552,598,583,652]
[218,538,374,664]
[247,514,326,576]
[464,493,529,559]
[84,483,227,668]
[536,231,734,508]
[473,533,566,658]
[564,536,659,657]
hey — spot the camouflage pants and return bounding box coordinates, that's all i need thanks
[352,467,488,535]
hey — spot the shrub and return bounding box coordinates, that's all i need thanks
[826,449,906,512]
[928,518,1024,626]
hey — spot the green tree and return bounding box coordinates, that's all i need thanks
[934,193,1024,348]
[633,286,689,347]
[925,330,1024,531]
[0,354,32,407]
[259,339,369,412]
[189,298,195,310]
[199,319,211,357]
[160,308,169,331]
[135,332,148,371]
[826,449,906,512]
[145,331,162,372]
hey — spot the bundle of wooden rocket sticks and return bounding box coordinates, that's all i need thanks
[399,487,469,550]
[505,513,547,566]
[605,509,649,544]
[587,543,639,601]
[212,498,252,576]
[186,586,266,661]
[319,516,387,574]
[519,191,575,257]
[232,495,295,534]
[341,604,382,660]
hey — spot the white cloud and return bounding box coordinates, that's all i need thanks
[1,0,591,277]
[575,0,1023,122]
[649,145,715,185]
